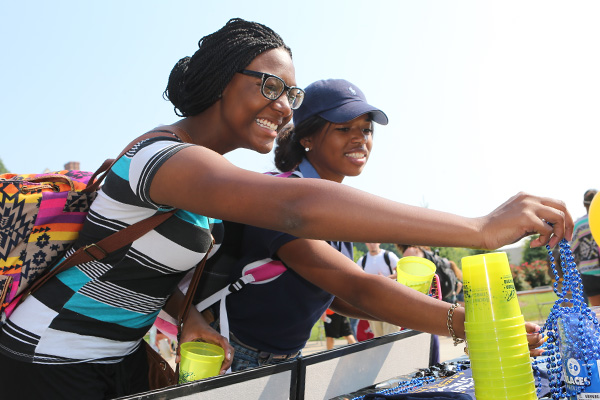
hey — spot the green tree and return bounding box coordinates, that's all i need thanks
[0,157,7,174]
[381,243,401,257]
[521,236,548,264]
[353,246,365,263]
[434,247,475,267]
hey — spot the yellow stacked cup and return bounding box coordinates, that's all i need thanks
[396,256,436,294]
[461,252,535,400]
[179,342,225,384]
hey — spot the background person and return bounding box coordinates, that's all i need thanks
[571,189,600,306]
[450,260,464,307]
[357,243,401,337]
[322,309,357,350]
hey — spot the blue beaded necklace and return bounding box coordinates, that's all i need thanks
[533,238,600,399]
[350,376,435,400]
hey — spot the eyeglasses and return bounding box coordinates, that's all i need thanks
[238,69,305,110]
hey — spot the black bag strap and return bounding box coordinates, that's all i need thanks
[383,250,393,275]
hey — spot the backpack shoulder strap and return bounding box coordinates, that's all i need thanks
[361,254,367,269]
[384,251,393,275]
[23,210,176,301]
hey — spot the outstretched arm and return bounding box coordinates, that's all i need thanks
[276,238,464,338]
[150,144,573,249]
[329,297,377,321]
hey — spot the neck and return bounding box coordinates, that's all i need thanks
[369,249,380,256]
[173,111,238,155]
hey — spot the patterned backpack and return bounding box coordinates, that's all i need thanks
[0,127,188,321]
[0,170,97,317]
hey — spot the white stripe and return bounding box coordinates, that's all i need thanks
[80,281,164,313]
[91,192,157,225]
[36,328,138,361]
[129,141,184,195]
[131,229,204,271]
[8,296,59,339]
[77,260,112,279]
[128,248,179,274]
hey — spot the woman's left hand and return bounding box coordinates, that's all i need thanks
[525,322,545,357]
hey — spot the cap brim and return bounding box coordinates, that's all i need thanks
[319,101,389,126]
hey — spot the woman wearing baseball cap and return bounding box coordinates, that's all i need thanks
[210,79,543,371]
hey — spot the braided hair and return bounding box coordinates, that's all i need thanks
[274,116,329,172]
[164,18,292,117]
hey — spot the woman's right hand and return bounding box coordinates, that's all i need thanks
[178,308,234,375]
[477,192,573,250]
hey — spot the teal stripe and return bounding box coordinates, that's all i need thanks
[111,156,131,181]
[175,209,210,229]
[57,267,91,292]
[65,293,159,329]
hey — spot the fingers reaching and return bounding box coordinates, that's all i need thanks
[481,192,574,250]
[525,322,546,357]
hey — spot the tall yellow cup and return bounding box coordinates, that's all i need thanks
[396,256,436,294]
[179,342,224,384]
[461,252,521,322]
[461,252,535,400]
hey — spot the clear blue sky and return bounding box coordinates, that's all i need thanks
[2,1,599,234]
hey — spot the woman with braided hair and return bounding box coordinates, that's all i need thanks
[0,18,573,398]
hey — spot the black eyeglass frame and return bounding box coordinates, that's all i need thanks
[238,69,304,110]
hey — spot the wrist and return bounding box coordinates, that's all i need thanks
[447,303,466,344]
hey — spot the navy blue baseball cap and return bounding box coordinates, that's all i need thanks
[293,79,389,126]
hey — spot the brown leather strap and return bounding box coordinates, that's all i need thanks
[173,240,214,377]
[24,210,176,300]
[178,241,214,327]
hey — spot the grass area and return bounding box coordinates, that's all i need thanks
[309,320,325,342]
[518,290,559,323]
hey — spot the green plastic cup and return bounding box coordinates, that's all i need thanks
[462,252,522,323]
[469,351,532,369]
[464,314,525,330]
[471,361,533,379]
[466,342,529,358]
[472,371,535,389]
[465,324,527,340]
[476,388,537,400]
[396,256,436,294]
[474,380,536,399]
[179,342,225,384]
[466,333,527,347]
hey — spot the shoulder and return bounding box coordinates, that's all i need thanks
[573,215,590,237]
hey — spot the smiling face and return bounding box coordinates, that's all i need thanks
[301,114,374,183]
[219,47,296,154]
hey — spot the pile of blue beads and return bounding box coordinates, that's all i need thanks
[534,238,600,399]
[350,376,435,400]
